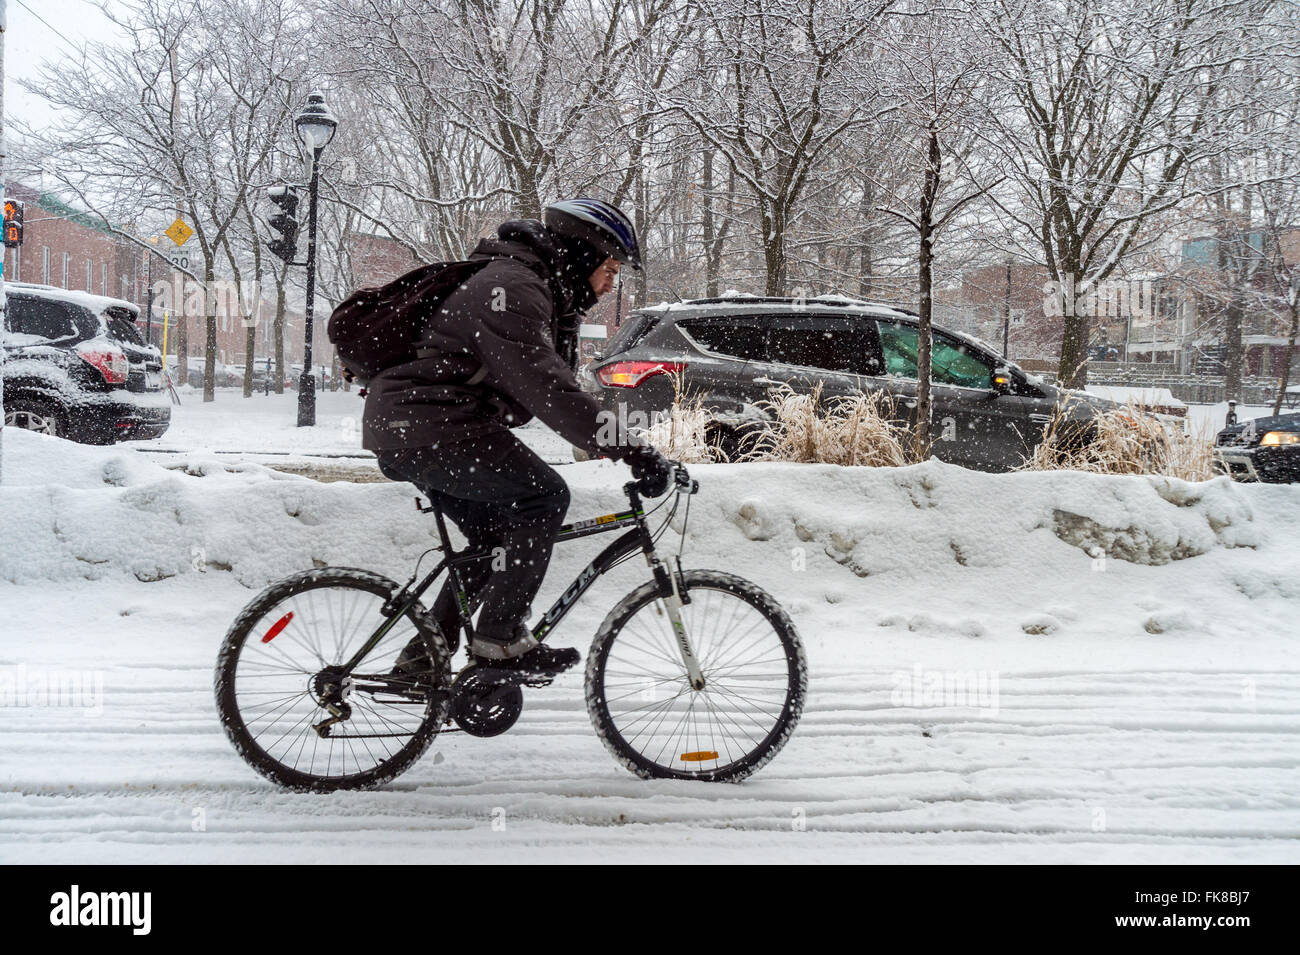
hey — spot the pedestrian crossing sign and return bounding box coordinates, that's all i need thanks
[165,218,194,246]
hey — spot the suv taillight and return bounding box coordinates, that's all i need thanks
[595,360,685,388]
[75,341,130,384]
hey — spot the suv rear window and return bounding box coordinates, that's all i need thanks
[105,308,144,345]
[604,312,658,357]
[678,318,767,361]
[766,319,878,374]
[4,295,89,342]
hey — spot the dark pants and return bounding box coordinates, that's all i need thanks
[375,432,570,647]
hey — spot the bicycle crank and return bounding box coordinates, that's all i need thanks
[448,666,542,737]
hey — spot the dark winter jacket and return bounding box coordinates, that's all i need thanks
[361,220,611,456]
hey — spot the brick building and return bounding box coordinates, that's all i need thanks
[349,231,418,287]
[2,181,318,377]
[951,262,1060,361]
[950,261,1188,370]
[3,181,151,312]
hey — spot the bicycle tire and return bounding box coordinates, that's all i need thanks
[215,567,451,792]
[585,570,806,782]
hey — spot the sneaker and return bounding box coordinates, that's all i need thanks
[469,622,540,661]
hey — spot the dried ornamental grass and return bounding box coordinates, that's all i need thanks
[821,390,916,468]
[1023,398,1214,481]
[649,383,1211,479]
[740,383,917,467]
[639,372,716,463]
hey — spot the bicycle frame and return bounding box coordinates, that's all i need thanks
[340,476,705,688]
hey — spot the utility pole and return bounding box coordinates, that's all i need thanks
[145,251,154,346]
[1002,259,1011,359]
[1,0,9,485]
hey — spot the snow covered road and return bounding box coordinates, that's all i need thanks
[4,619,1297,863]
[2,427,1299,862]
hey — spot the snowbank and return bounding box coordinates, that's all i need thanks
[3,427,1299,643]
[1086,385,1187,412]
[4,428,1300,863]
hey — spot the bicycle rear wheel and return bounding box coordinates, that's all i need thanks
[215,568,451,792]
[585,570,806,782]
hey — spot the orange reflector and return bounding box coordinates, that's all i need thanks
[680,751,719,762]
[261,611,294,643]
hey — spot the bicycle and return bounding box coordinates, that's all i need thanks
[214,463,807,791]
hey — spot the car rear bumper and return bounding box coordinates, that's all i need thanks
[70,393,172,443]
[587,376,679,423]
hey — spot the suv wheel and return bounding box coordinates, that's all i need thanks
[704,421,766,462]
[4,399,66,438]
[703,423,737,461]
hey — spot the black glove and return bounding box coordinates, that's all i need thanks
[624,444,673,498]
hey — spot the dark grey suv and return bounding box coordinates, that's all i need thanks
[2,283,171,444]
[578,296,1115,471]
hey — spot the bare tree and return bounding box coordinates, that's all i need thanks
[979,0,1269,389]
[1252,76,1300,414]
[662,0,893,295]
[876,0,1002,454]
[319,0,679,269]
[21,0,309,401]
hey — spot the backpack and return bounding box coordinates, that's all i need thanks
[326,260,491,385]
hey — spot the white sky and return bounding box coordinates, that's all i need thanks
[5,0,118,134]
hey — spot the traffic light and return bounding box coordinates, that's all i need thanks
[3,199,24,248]
[265,185,300,263]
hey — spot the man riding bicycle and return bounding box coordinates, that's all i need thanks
[363,198,671,676]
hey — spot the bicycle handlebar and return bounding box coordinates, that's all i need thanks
[624,461,698,503]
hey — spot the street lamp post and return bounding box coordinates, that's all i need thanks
[293,92,337,427]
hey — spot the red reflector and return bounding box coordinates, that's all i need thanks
[261,611,294,643]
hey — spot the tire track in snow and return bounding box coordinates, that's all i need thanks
[2,663,1299,861]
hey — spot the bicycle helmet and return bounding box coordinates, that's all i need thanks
[543,198,642,270]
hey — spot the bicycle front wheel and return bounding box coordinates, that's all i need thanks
[585,570,806,782]
[215,568,451,792]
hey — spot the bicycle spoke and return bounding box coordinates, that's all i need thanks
[226,579,445,786]
[596,581,797,779]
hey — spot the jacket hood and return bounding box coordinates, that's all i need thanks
[470,218,601,316]
[468,219,576,315]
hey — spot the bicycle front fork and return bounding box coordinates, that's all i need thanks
[650,552,706,691]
